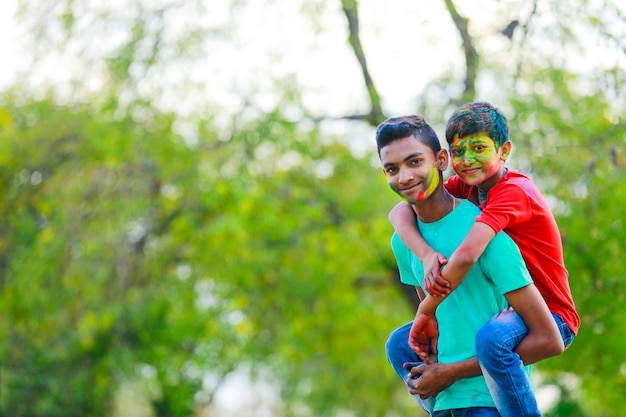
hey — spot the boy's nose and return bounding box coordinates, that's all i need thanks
[461,154,473,164]
[398,168,414,184]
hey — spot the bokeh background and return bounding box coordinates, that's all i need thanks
[1,0,625,416]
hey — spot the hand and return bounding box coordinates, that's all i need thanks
[408,313,439,363]
[423,252,450,296]
[406,363,456,399]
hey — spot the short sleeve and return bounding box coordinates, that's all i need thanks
[391,233,423,287]
[479,231,532,295]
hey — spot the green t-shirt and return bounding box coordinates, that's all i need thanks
[391,199,533,411]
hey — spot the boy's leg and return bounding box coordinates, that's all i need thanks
[552,312,575,348]
[459,407,501,416]
[386,322,436,414]
[442,408,501,417]
[474,308,539,417]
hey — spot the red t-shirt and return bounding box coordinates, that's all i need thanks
[445,170,580,334]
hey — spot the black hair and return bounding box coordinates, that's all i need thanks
[375,115,441,155]
[445,102,509,147]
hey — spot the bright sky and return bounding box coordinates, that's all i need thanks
[0,1,475,116]
[0,1,19,88]
[2,0,623,123]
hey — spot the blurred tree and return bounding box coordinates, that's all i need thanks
[4,0,626,416]
[508,67,626,416]
[0,96,214,416]
[0,93,422,416]
[340,0,384,125]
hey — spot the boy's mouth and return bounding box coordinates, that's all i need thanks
[461,167,481,175]
[399,182,420,193]
[388,182,422,205]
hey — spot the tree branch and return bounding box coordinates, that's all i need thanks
[443,0,478,102]
[341,0,385,126]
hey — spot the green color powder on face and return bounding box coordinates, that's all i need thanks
[449,134,504,187]
[388,164,439,205]
[388,181,413,203]
[449,135,498,165]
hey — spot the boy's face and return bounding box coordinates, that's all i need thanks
[449,133,510,188]
[379,135,446,204]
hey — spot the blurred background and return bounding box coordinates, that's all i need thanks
[1,0,625,416]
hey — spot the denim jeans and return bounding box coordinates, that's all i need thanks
[386,323,499,416]
[433,408,500,417]
[475,309,575,417]
[385,322,436,415]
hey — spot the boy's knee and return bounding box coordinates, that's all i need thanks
[475,324,495,359]
[385,327,403,360]
[475,319,512,360]
[385,327,405,355]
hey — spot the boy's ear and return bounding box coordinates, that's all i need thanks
[436,148,449,171]
[500,141,512,161]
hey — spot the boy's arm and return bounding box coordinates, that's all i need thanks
[504,284,564,363]
[407,283,564,399]
[407,358,481,399]
[408,287,458,360]
[421,249,564,364]
[409,287,440,362]
[426,222,497,304]
[407,225,495,358]
[439,183,535,303]
[412,224,494,342]
[389,202,449,295]
[415,286,426,301]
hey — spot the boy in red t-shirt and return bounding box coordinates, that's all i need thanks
[392,102,579,417]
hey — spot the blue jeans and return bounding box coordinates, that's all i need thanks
[433,409,501,417]
[385,322,436,415]
[386,323,499,416]
[475,309,575,417]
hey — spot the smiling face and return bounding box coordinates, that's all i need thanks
[449,133,511,190]
[380,135,446,204]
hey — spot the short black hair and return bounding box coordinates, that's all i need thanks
[376,115,442,156]
[445,102,509,147]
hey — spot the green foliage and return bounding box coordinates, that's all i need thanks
[188,110,418,416]
[0,96,208,416]
[5,1,626,416]
[0,94,421,416]
[509,67,626,416]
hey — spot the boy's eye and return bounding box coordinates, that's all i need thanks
[451,148,464,156]
[474,145,486,152]
[410,158,422,165]
[385,167,397,174]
